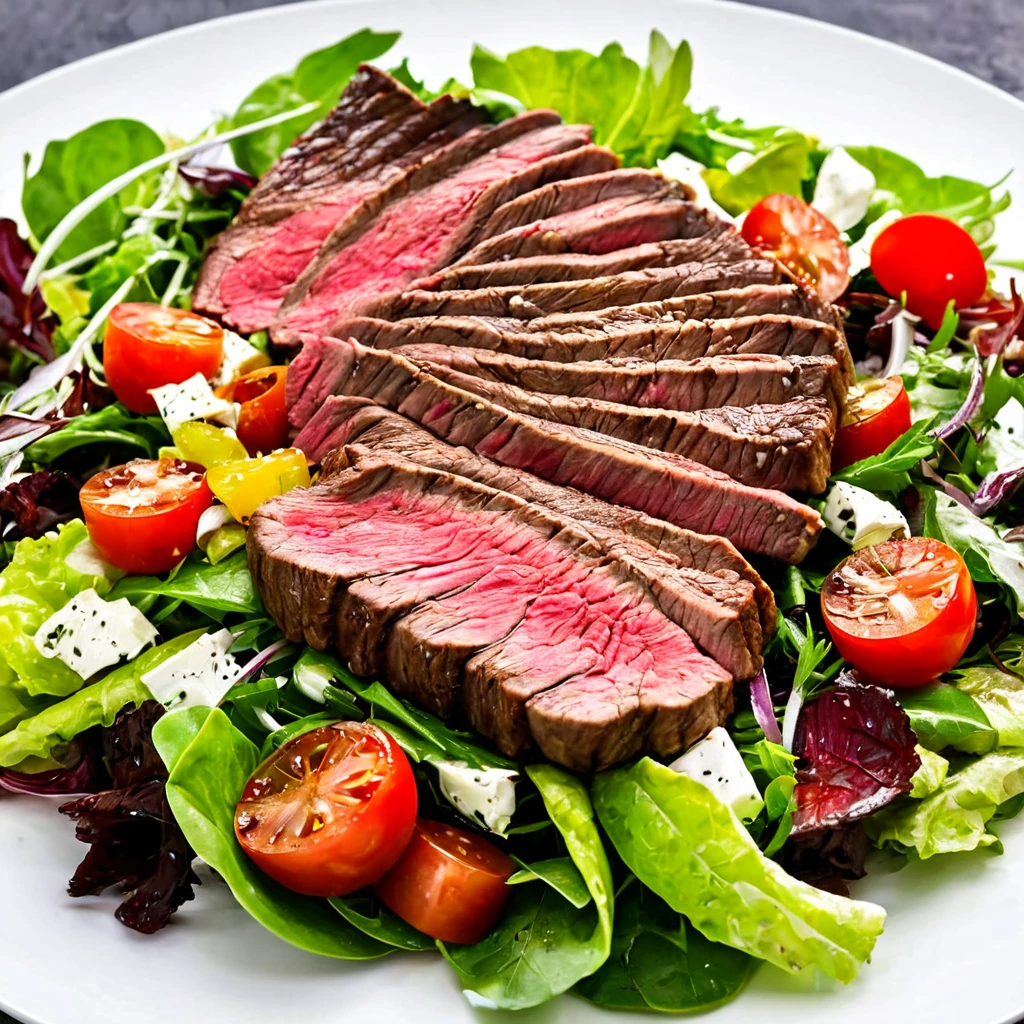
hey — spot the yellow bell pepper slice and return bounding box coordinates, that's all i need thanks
[172,421,249,468]
[206,448,310,521]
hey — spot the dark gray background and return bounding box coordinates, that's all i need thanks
[0,2,1021,1023]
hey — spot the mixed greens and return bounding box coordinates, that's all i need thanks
[2,25,1024,1017]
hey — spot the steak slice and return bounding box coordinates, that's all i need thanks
[272,115,611,339]
[249,452,734,770]
[193,68,483,332]
[409,225,749,290]
[392,344,846,416]
[296,397,777,633]
[408,362,836,492]
[480,168,677,237]
[450,187,713,267]
[371,260,784,321]
[287,336,823,561]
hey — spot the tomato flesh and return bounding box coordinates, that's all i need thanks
[831,376,912,470]
[870,214,987,330]
[216,365,288,456]
[822,537,977,687]
[103,303,224,414]
[742,194,851,302]
[235,722,417,898]
[375,818,515,944]
[80,458,213,575]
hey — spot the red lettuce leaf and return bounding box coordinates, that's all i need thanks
[781,822,868,897]
[0,734,106,796]
[791,681,920,835]
[0,218,55,367]
[0,469,81,540]
[178,164,256,198]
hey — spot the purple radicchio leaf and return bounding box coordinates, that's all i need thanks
[791,681,920,836]
[178,163,257,198]
[748,668,783,744]
[972,466,1024,515]
[0,218,55,366]
[0,735,106,797]
[780,822,868,897]
[972,280,1024,359]
[0,469,81,540]
[933,355,985,441]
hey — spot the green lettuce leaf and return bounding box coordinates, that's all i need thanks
[441,764,613,1009]
[592,757,885,983]
[25,405,169,465]
[153,705,393,959]
[910,747,950,798]
[865,750,1024,858]
[575,877,756,1013]
[470,31,692,166]
[0,522,119,702]
[953,665,1024,748]
[230,29,401,176]
[704,135,812,216]
[0,629,202,768]
[897,682,997,755]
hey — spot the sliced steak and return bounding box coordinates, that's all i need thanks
[451,187,713,267]
[408,362,835,492]
[327,312,845,370]
[393,344,846,416]
[480,168,677,237]
[294,396,777,634]
[370,260,784,321]
[249,452,733,770]
[273,116,612,339]
[409,225,749,290]
[286,336,822,561]
[193,69,483,332]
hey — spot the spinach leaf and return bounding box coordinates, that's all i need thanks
[22,119,165,262]
[328,894,434,952]
[575,878,756,1013]
[441,764,613,1009]
[592,757,885,983]
[152,706,392,959]
[898,682,997,754]
[25,405,169,464]
[230,29,401,176]
[830,418,937,495]
[508,856,592,909]
[111,548,263,618]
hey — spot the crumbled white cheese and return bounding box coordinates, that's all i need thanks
[812,147,876,231]
[149,373,239,432]
[435,759,518,835]
[823,481,910,550]
[668,727,763,821]
[34,588,158,680]
[196,503,235,549]
[210,330,271,388]
[140,628,242,709]
[657,152,734,222]
[847,208,902,277]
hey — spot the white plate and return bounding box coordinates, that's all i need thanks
[2,2,1024,1022]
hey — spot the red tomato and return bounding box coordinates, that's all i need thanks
[79,458,213,575]
[216,365,288,456]
[375,818,515,944]
[103,303,224,414]
[822,537,977,688]
[742,194,851,302]
[870,214,987,330]
[831,377,912,470]
[234,722,417,898]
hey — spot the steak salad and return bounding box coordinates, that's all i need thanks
[2,26,1024,1014]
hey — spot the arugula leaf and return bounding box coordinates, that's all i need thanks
[575,877,756,1013]
[593,757,886,983]
[153,706,393,958]
[22,119,165,262]
[26,405,169,465]
[230,29,401,176]
[831,418,937,495]
[741,738,798,780]
[898,682,997,754]
[470,31,692,166]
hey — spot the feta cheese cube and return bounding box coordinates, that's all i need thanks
[34,588,158,680]
[140,628,242,709]
[668,726,764,821]
[149,373,239,432]
[812,146,876,231]
[823,481,910,550]
[435,759,518,835]
[210,330,271,389]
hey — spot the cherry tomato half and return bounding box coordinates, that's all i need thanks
[80,458,213,575]
[742,194,851,302]
[822,537,977,688]
[375,818,515,944]
[234,721,417,898]
[103,303,224,414]
[870,214,987,330]
[216,365,288,456]
[831,377,912,470]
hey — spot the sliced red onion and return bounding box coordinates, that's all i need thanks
[971,465,1024,515]
[933,356,984,440]
[749,667,783,744]
[236,636,292,681]
[919,461,976,512]
[974,281,1023,358]
[883,308,919,377]
[1005,526,1024,542]
[0,747,103,797]
[178,164,257,197]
